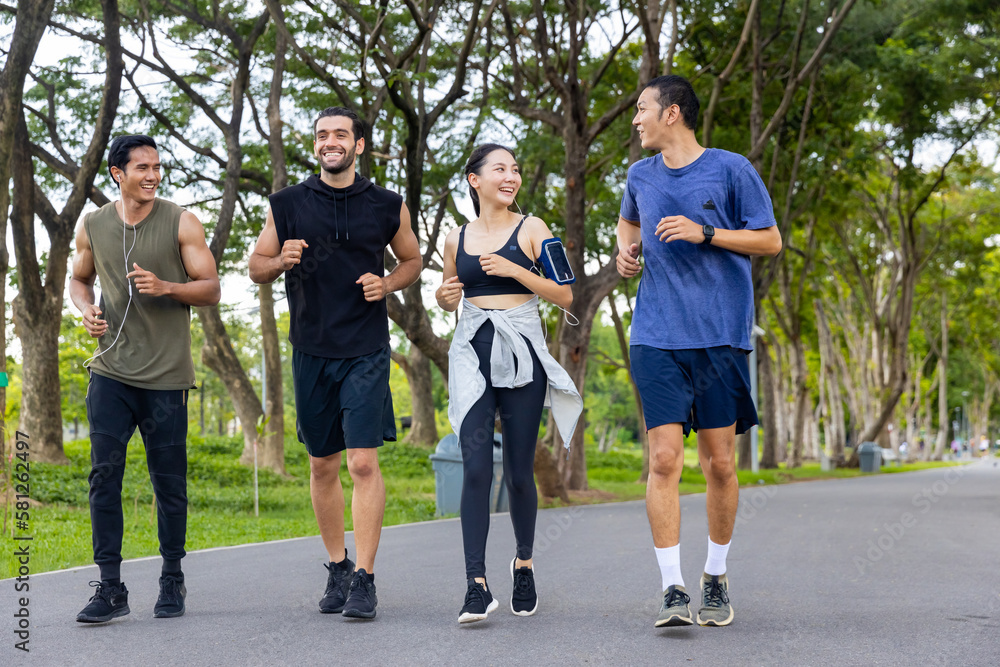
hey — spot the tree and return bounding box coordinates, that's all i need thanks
[0,0,56,448]
[8,0,122,463]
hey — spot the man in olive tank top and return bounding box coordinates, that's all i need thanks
[250,107,421,619]
[68,135,220,623]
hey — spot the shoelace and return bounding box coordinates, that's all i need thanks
[350,573,372,597]
[512,569,534,595]
[161,577,180,598]
[702,579,729,608]
[325,564,349,594]
[87,580,110,603]
[464,583,487,607]
[664,587,690,608]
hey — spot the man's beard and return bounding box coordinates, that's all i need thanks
[321,146,356,176]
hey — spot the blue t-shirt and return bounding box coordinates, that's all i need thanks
[620,148,776,351]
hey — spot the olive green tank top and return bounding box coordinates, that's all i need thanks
[85,198,196,390]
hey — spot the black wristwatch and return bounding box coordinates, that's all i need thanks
[702,224,715,245]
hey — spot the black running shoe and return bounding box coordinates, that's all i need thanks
[153,573,187,618]
[320,556,355,613]
[76,581,130,623]
[342,568,378,619]
[458,579,499,624]
[510,558,538,616]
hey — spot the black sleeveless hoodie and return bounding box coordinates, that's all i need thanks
[270,173,402,358]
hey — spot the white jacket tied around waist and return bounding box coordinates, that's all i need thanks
[448,297,583,448]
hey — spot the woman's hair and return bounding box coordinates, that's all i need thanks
[463,143,517,216]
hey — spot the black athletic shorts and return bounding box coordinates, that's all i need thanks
[630,345,758,436]
[292,346,396,458]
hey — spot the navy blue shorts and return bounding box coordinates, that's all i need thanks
[292,346,396,458]
[630,345,758,436]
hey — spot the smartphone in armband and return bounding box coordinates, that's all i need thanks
[539,237,575,285]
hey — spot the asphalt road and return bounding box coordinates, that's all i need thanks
[4,460,999,666]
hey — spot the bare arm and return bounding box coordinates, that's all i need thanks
[357,203,423,301]
[69,219,108,337]
[249,206,310,284]
[479,216,574,310]
[435,227,464,312]
[616,216,643,278]
[127,211,221,306]
[654,216,782,256]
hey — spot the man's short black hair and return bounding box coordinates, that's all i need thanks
[314,107,366,142]
[107,134,157,187]
[644,75,700,131]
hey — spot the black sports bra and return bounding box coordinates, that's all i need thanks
[456,217,537,298]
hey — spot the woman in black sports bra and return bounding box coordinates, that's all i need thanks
[436,144,582,625]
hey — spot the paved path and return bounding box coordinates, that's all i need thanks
[4,460,1000,665]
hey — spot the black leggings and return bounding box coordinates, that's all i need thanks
[460,320,547,579]
[85,373,189,581]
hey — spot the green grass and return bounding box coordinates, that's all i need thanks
[1,436,966,577]
[2,435,437,578]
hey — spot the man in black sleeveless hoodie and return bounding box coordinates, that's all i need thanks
[250,107,421,619]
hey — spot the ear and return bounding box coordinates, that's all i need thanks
[665,104,681,126]
[468,172,479,190]
[355,136,365,156]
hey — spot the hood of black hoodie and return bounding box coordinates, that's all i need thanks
[302,172,373,199]
[301,172,373,241]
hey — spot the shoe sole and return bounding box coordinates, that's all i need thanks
[319,606,344,614]
[76,605,131,623]
[342,607,377,619]
[697,608,734,626]
[655,612,694,628]
[458,598,499,624]
[509,558,538,616]
[153,609,185,618]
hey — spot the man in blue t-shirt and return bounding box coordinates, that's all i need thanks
[616,74,781,629]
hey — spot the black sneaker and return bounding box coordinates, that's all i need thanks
[458,579,499,624]
[320,556,355,613]
[76,581,130,623]
[341,568,377,619]
[510,558,538,616]
[655,585,694,627]
[153,573,186,618]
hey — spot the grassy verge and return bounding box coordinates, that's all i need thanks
[2,436,963,577]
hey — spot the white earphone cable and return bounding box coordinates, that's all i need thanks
[84,193,136,368]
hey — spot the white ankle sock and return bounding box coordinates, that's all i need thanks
[654,545,684,590]
[704,538,731,576]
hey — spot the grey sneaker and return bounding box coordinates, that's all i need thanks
[655,584,693,627]
[696,573,734,626]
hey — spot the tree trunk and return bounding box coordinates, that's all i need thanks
[241,282,285,474]
[559,312,592,490]
[12,295,67,463]
[758,337,779,468]
[736,432,752,470]
[933,294,948,460]
[787,336,808,468]
[535,421,569,503]
[8,0,121,463]
[199,306,262,456]
[0,0,57,446]
[607,292,649,482]
[394,346,438,448]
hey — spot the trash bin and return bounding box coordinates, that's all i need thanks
[430,433,508,516]
[858,441,881,473]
